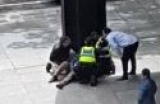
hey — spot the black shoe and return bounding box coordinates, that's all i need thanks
[46,62,52,73]
[129,72,136,75]
[49,76,58,83]
[117,77,128,81]
[90,76,98,86]
[110,70,115,75]
[56,84,64,90]
[110,66,116,75]
[90,80,97,86]
[79,79,89,84]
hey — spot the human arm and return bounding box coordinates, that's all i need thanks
[106,34,123,57]
[106,35,118,49]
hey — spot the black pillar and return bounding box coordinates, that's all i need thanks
[61,0,106,52]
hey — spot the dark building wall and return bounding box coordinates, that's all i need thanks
[61,0,106,51]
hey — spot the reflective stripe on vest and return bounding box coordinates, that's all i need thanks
[96,41,101,49]
[79,46,96,63]
[96,38,102,49]
[98,46,111,58]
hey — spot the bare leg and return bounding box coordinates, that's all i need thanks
[52,61,69,76]
[49,61,69,83]
[56,71,75,89]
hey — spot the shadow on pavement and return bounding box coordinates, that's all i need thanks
[54,71,160,104]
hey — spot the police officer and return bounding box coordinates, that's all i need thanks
[96,37,115,76]
[79,38,98,86]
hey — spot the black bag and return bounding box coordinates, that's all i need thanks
[49,43,61,63]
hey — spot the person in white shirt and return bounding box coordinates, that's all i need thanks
[103,28,139,80]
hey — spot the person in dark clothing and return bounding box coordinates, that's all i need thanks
[138,68,157,104]
[46,36,74,89]
[49,49,79,90]
[96,37,115,76]
[103,27,139,81]
[46,36,71,73]
[78,37,98,86]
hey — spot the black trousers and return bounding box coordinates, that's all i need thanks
[97,57,115,76]
[79,63,98,82]
[121,42,139,78]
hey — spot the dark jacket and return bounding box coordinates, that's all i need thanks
[138,78,157,104]
[50,37,71,65]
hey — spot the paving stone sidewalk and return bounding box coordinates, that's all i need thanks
[0,0,160,104]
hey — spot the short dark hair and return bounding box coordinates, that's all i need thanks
[103,27,112,34]
[142,68,151,78]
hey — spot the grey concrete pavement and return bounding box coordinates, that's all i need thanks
[106,0,160,78]
[0,0,160,104]
[0,7,61,104]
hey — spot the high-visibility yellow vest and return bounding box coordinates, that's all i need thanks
[79,46,96,63]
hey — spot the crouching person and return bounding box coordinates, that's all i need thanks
[79,39,98,86]
[96,37,115,77]
[46,36,72,73]
[46,36,78,89]
[49,49,79,89]
[49,61,70,86]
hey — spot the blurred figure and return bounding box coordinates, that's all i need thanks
[138,68,157,104]
[103,27,139,80]
[46,36,71,73]
[89,31,101,45]
[96,36,115,76]
[79,36,98,86]
[46,36,77,89]
[50,49,78,89]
